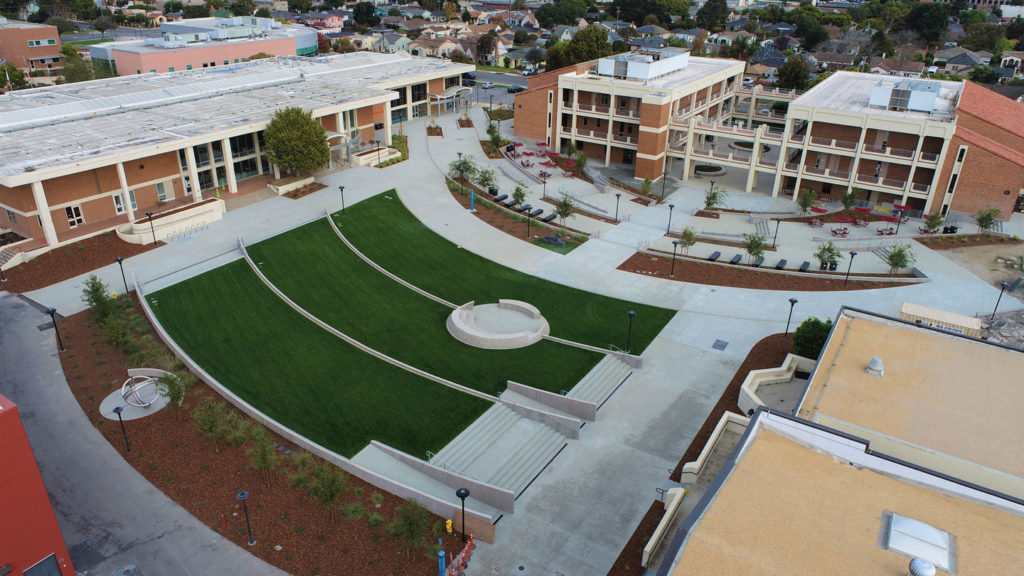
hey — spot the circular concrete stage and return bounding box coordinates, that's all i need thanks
[446,300,550,349]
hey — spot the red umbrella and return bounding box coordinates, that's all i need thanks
[522,151,534,156]
[545,151,560,157]
[563,160,577,167]
[893,203,911,211]
[536,142,548,147]
[514,142,525,147]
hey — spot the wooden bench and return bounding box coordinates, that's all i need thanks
[708,251,721,262]
[541,213,557,223]
[729,254,742,265]
[799,261,810,272]
[754,256,764,268]
[775,259,787,270]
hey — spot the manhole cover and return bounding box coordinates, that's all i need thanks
[712,339,728,351]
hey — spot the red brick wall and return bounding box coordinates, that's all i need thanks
[514,87,551,141]
[810,122,861,143]
[957,113,1024,154]
[0,25,63,76]
[0,183,34,213]
[946,139,1023,218]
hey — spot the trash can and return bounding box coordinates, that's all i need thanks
[488,186,499,196]
[949,225,958,234]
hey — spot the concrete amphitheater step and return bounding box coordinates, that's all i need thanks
[432,404,519,474]
[351,443,503,523]
[566,355,633,407]
[486,424,567,496]
[499,389,578,421]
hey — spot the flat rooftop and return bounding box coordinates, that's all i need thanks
[668,414,1024,575]
[574,56,743,92]
[0,52,470,184]
[98,32,305,55]
[792,70,962,121]
[0,17,52,29]
[796,308,1024,479]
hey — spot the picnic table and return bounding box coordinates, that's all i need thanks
[853,219,867,227]
[876,227,895,236]
[520,160,534,167]
[807,219,824,228]
[831,227,849,237]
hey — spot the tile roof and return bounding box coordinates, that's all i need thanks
[958,80,1024,139]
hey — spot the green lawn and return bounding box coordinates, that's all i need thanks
[66,38,115,45]
[248,221,602,396]
[335,194,676,353]
[147,260,490,458]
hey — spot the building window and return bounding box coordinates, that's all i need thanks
[444,75,458,89]
[6,209,16,223]
[187,65,192,70]
[946,174,958,195]
[113,194,126,215]
[128,190,137,211]
[957,147,966,163]
[411,83,428,103]
[136,69,142,74]
[202,63,208,68]
[234,59,239,63]
[224,60,229,65]
[583,117,588,126]
[156,182,171,201]
[150,69,156,73]
[393,86,408,107]
[882,512,955,573]
[169,67,174,72]
[65,205,84,228]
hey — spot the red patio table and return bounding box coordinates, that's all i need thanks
[882,215,899,223]
[563,160,577,167]
[810,206,828,214]
[854,206,872,214]
[545,151,560,157]
[536,142,548,147]
[893,204,912,211]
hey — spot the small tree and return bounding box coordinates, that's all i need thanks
[386,498,431,559]
[972,207,1001,233]
[486,121,502,150]
[813,240,843,269]
[263,107,330,175]
[308,464,347,523]
[742,233,767,264]
[555,195,574,226]
[476,168,496,190]
[640,177,652,197]
[841,190,857,210]
[574,150,588,172]
[885,243,916,276]
[704,183,726,211]
[924,212,944,232]
[678,227,697,254]
[797,189,816,214]
[448,155,478,183]
[92,15,117,38]
[792,317,833,359]
[564,141,577,157]
[512,185,527,206]
[246,436,279,487]
[82,274,117,323]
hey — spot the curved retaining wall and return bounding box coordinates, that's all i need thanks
[134,274,500,543]
[117,198,225,245]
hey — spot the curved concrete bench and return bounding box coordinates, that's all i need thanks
[447,302,549,350]
[499,299,541,319]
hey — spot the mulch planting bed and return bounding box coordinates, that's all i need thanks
[427,126,444,136]
[786,208,891,224]
[58,296,464,575]
[550,156,594,184]
[449,179,585,249]
[457,119,474,128]
[921,233,1023,250]
[283,183,327,200]
[606,501,665,576]
[1,231,160,293]
[479,140,506,159]
[693,210,720,219]
[619,252,907,291]
[631,196,654,206]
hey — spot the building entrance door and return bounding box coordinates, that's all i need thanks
[623,150,635,165]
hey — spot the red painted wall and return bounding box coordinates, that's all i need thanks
[0,393,75,576]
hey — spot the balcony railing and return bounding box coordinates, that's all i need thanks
[856,174,907,189]
[919,151,939,163]
[562,101,573,110]
[612,134,637,144]
[805,166,827,175]
[614,108,641,119]
[576,129,608,139]
[911,183,931,193]
[784,163,799,172]
[862,145,916,160]
[577,102,593,112]
[789,134,805,143]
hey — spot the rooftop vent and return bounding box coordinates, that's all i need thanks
[908,558,936,576]
[866,356,884,377]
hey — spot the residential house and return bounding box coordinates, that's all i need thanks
[671,28,702,44]
[711,29,754,46]
[810,51,856,71]
[745,62,775,83]
[420,25,451,39]
[934,46,992,75]
[550,25,578,43]
[503,10,539,28]
[467,23,501,36]
[398,18,431,33]
[597,20,634,35]
[724,17,750,31]
[350,33,381,51]
[764,21,797,35]
[635,24,670,37]
[870,57,925,78]
[409,35,458,57]
[375,31,411,53]
[750,46,787,69]
[771,34,800,52]
[305,11,346,30]
[380,15,404,27]
[1001,51,1024,78]
[398,6,431,19]
[629,36,667,50]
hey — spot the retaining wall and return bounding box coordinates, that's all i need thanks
[506,381,597,422]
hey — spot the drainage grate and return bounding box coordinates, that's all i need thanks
[712,339,728,351]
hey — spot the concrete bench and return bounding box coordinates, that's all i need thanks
[754,256,764,268]
[775,259,787,270]
[708,251,721,262]
[494,193,508,203]
[503,199,517,208]
[529,208,543,218]
[541,214,557,223]
[518,204,532,213]
[799,261,810,272]
[729,254,742,265]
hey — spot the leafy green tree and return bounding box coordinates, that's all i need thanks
[512,185,527,205]
[564,25,612,64]
[1007,17,1024,41]
[792,317,832,358]
[695,0,728,31]
[961,23,1007,53]
[448,155,479,182]
[335,38,355,53]
[574,150,588,172]
[973,207,1002,232]
[535,0,586,28]
[776,55,810,90]
[841,191,857,210]
[950,0,971,17]
[62,47,95,83]
[476,32,496,64]
[181,4,209,18]
[678,227,696,254]
[924,212,944,232]
[476,168,496,190]
[462,8,472,22]
[308,464,347,522]
[611,0,688,27]
[525,47,545,65]
[813,240,842,268]
[443,0,458,20]
[545,44,567,70]
[230,0,254,15]
[797,189,816,214]
[908,2,949,43]
[640,177,652,197]
[45,16,74,34]
[353,1,379,26]
[263,107,330,174]
[970,65,1002,84]
[450,49,472,63]
[74,0,100,19]
[884,243,916,275]
[555,195,574,225]
[92,14,117,36]
[164,0,184,12]
[743,233,767,264]
[704,182,726,210]
[386,499,431,558]
[0,63,28,91]
[959,9,987,25]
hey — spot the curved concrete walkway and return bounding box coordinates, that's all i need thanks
[0,292,288,576]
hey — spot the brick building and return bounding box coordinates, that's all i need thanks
[0,17,64,84]
[0,52,471,263]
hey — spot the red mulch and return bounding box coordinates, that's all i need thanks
[457,119,473,128]
[448,179,585,245]
[427,126,444,136]
[631,197,654,206]
[606,501,664,576]
[1,231,160,293]
[479,140,505,159]
[693,210,720,219]
[619,252,909,291]
[57,298,464,575]
[921,233,1023,250]
[786,208,891,224]
[282,183,327,200]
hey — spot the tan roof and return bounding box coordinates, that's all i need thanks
[671,427,1024,575]
[797,309,1024,479]
[898,301,982,332]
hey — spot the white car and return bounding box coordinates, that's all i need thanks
[742,77,755,87]
[481,81,495,89]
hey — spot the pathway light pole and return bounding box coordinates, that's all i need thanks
[614,192,622,222]
[455,488,470,543]
[112,406,131,454]
[237,491,255,546]
[771,217,782,249]
[145,211,156,245]
[115,257,128,294]
[626,310,636,353]
[894,209,903,235]
[47,307,64,351]
[661,170,669,200]
[1,264,7,283]
[670,240,679,277]
[785,298,798,338]
[526,210,533,239]
[375,140,382,166]
[844,250,858,286]
[667,203,675,233]
[991,281,1011,321]
[339,185,346,215]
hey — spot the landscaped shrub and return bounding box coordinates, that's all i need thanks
[386,498,431,558]
[82,274,117,322]
[366,512,385,527]
[246,437,279,486]
[343,501,366,519]
[792,317,833,359]
[193,397,227,438]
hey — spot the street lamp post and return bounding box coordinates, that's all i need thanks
[489,94,493,115]
[0,265,6,283]
[626,310,636,353]
[375,140,382,166]
[670,240,679,277]
[145,211,156,244]
[47,307,64,351]
[455,488,470,543]
[667,203,675,234]
[614,192,622,223]
[785,298,798,338]
[991,281,1011,321]
[542,175,547,199]
[844,250,858,286]
[526,210,533,239]
[339,185,346,215]
[112,406,131,453]
[661,170,669,200]
[237,491,255,546]
[771,217,782,249]
[115,257,128,294]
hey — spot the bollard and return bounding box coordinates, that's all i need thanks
[437,549,445,576]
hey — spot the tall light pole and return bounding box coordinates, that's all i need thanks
[47,307,64,351]
[614,192,622,223]
[145,211,156,244]
[489,94,493,115]
[115,256,128,294]
[894,209,903,235]
[844,250,858,286]
[667,203,675,234]
[661,169,669,200]
[374,139,382,166]
[991,281,1011,321]
[339,185,346,215]
[526,210,533,239]
[784,297,798,338]
[112,406,131,453]
[0,264,6,283]
[455,488,470,543]
[542,175,548,199]
[670,240,679,277]
[237,491,255,546]
[625,310,636,353]
[771,217,782,249]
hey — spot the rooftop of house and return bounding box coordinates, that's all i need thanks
[0,52,470,184]
[796,308,1024,480]
[575,50,742,91]
[664,412,1024,576]
[91,22,315,55]
[792,71,961,121]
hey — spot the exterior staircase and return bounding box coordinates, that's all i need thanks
[566,355,633,408]
[0,246,18,269]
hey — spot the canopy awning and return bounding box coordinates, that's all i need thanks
[429,86,473,101]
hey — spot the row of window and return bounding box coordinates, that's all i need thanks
[137,59,244,75]
[27,39,56,47]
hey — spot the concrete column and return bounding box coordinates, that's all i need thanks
[253,135,263,175]
[384,101,393,145]
[792,119,813,197]
[745,126,764,194]
[31,181,58,246]
[848,117,869,194]
[115,162,136,221]
[273,164,280,180]
[682,115,696,181]
[747,85,757,125]
[903,125,927,205]
[771,116,794,197]
[184,146,202,201]
[221,138,237,194]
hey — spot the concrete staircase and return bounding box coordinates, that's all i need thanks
[872,246,894,261]
[566,355,633,408]
[431,404,568,497]
[0,246,17,269]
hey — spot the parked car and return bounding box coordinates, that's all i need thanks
[462,78,476,86]
[481,81,495,89]
[507,85,525,93]
[742,77,755,87]
[461,71,476,80]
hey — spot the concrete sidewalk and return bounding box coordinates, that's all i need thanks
[0,292,288,576]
